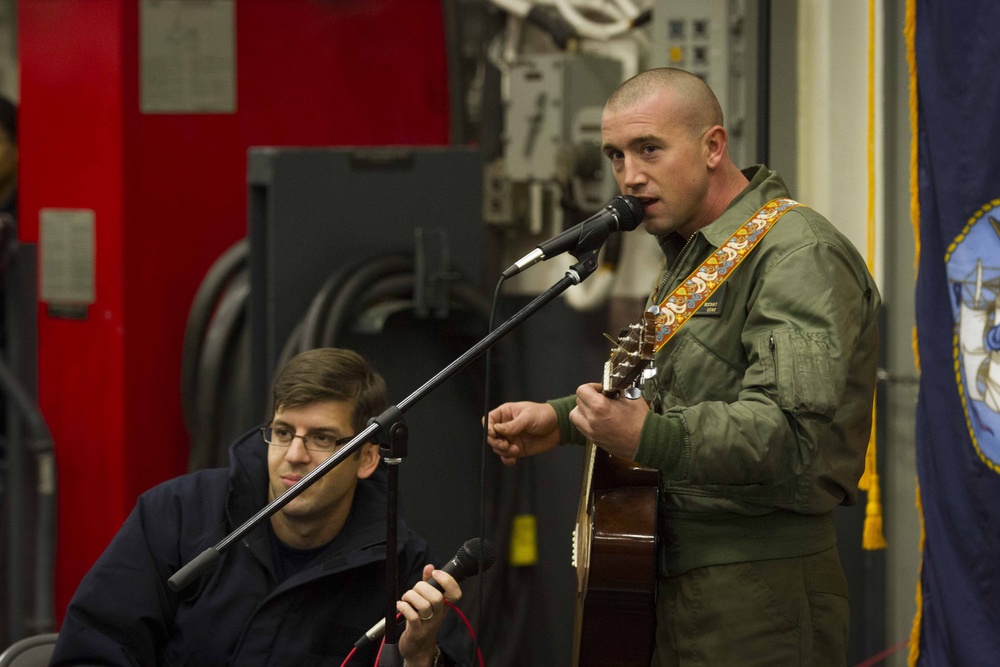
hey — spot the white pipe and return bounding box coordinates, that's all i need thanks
[554,0,633,41]
[610,0,642,19]
[502,13,523,67]
[489,0,533,19]
[580,35,641,81]
[564,264,617,311]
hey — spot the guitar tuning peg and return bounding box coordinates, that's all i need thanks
[624,386,643,400]
[641,366,657,381]
[647,305,661,315]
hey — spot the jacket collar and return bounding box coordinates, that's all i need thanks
[657,165,792,256]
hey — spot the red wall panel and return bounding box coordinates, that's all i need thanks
[19,0,131,607]
[19,0,449,619]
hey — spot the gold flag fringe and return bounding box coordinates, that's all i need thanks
[905,0,925,661]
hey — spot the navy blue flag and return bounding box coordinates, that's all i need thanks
[912,0,1000,663]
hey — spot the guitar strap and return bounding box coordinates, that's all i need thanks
[651,197,801,353]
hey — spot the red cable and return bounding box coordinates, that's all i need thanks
[342,602,485,666]
[445,600,485,667]
[852,639,909,667]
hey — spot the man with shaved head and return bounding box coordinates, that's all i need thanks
[488,68,880,665]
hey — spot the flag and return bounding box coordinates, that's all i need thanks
[910,0,1000,664]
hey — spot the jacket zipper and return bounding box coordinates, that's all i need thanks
[654,233,698,303]
[769,334,778,387]
[225,489,279,585]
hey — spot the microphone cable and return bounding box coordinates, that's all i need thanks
[472,273,545,667]
[341,600,484,667]
[475,275,506,665]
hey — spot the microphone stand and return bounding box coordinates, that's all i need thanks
[168,249,602,664]
[373,405,408,666]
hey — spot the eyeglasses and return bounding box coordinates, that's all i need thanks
[261,425,355,454]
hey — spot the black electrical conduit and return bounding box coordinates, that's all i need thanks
[0,214,56,638]
[187,270,251,472]
[0,357,56,637]
[180,239,248,438]
[275,255,410,375]
[318,257,413,350]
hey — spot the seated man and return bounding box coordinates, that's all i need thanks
[52,348,466,666]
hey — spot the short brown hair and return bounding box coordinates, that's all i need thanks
[270,348,388,433]
[606,67,724,137]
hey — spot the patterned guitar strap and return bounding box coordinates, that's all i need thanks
[651,197,801,353]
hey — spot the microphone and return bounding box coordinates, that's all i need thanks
[502,194,645,278]
[355,538,497,648]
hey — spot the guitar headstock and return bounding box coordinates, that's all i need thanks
[602,309,657,398]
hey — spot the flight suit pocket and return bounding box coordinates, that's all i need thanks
[762,329,838,419]
[667,333,743,405]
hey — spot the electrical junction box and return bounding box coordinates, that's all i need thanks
[650,0,756,167]
[504,52,622,188]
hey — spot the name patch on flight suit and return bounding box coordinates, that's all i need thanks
[692,283,727,316]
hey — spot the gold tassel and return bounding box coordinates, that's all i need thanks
[861,405,887,550]
[860,0,886,552]
[858,467,871,491]
[859,404,876,492]
[862,472,888,550]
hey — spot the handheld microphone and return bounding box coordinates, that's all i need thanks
[502,194,645,278]
[355,538,497,648]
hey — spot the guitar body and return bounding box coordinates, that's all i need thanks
[572,444,659,666]
[571,311,661,666]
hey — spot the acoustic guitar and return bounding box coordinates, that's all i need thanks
[571,309,660,666]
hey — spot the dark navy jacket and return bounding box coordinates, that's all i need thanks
[51,427,467,666]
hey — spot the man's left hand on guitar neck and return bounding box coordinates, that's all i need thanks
[570,382,650,461]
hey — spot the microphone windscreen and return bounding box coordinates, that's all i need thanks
[610,194,645,231]
[450,538,497,579]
